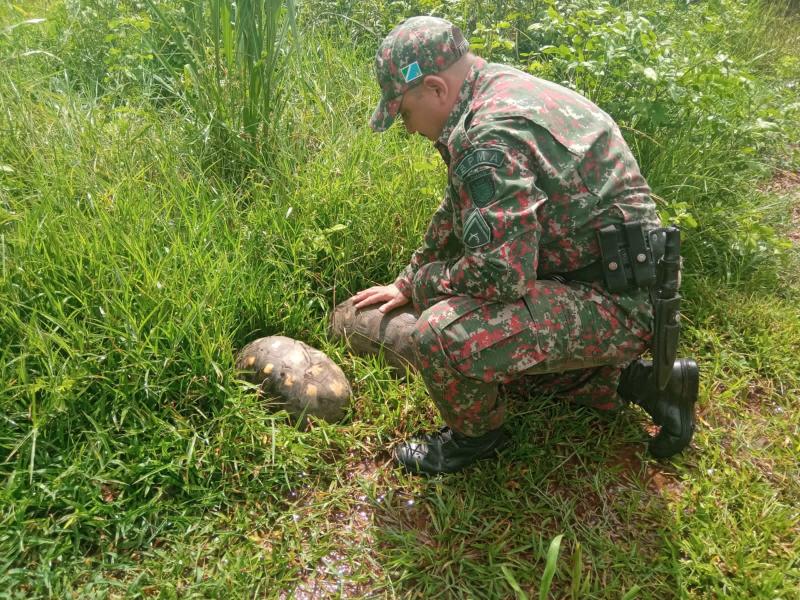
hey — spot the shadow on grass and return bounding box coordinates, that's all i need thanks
[276,395,688,598]
[355,399,686,598]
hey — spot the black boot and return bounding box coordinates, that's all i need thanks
[618,359,699,458]
[394,426,508,475]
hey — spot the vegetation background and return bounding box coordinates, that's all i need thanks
[1,0,798,597]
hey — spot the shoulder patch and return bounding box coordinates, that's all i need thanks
[454,148,505,180]
[465,170,496,208]
[463,209,491,249]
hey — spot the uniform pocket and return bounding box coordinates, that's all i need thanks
[521,282,582,362]
[428,296,549,383]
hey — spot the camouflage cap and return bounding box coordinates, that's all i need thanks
[370,16,469,132]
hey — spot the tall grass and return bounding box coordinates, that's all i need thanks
[145,0,297,179]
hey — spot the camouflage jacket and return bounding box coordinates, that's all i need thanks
[394,57,659,305]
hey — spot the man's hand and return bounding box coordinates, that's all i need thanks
[351,284,409,313]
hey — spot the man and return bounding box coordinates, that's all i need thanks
[333,16,699,475]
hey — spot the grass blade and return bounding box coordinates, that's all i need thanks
[622,585,642,600]
[501,564,529,600]
[539,534,564,600]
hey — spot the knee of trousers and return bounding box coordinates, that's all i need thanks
[410,307,448,371]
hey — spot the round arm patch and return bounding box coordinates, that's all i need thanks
[454,147,506,209]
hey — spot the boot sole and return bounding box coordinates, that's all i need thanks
[649,359,699,459]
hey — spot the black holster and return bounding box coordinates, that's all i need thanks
[549,221,683,390]
[594,222,682,390]
[651,227,682,390]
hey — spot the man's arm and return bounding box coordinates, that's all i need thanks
[393,185,462,298]
[410,125,545,310]
[351,187,462,313]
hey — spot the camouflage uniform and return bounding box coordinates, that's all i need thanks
[369,17,659,437]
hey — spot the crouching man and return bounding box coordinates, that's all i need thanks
[332,16,699,475]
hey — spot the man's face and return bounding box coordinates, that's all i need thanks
[398,83,445,141]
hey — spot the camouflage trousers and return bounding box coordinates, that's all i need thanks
[334,280,653,437]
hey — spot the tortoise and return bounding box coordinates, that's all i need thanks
[236,335,351,424]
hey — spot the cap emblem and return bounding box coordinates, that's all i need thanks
[401,61,422,83]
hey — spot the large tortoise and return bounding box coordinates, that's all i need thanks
[329,298,419,372]
[236,336,352,424]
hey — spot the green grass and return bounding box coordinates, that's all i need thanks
[1,0,799,597]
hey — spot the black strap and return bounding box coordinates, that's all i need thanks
[549,261,604,284]
[547,223,666,289]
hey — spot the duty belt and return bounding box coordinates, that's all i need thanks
[545,222,682,391]
[549,223,666,292]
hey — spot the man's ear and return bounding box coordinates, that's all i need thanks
[423,75,449,102]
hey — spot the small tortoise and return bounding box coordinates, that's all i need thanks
[236,336,351,424]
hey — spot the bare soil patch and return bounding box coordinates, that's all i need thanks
[285,454,392,599]
[762,169,800,244]
[606,444,684,496]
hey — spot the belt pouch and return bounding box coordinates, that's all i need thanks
[624,222,656,287]
[597,225,628,293]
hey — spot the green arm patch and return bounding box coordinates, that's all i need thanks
[454,148,505,180]
[466,170,496,208]
[463,209,491,249]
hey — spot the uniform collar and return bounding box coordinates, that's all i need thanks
[435,56,487,150]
